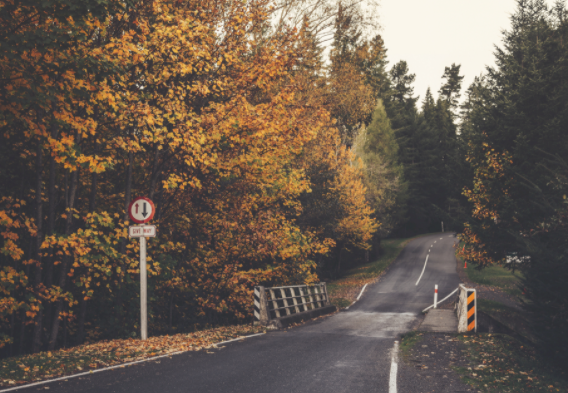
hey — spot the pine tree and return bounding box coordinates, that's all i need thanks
[438,63,464,113]
[460,0,568,368]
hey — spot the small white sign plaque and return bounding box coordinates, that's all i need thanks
[129,225,156,238]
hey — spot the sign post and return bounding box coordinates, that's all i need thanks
[139,234,147,340]
[128,197,156,341]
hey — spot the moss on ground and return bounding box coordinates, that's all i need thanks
[399,331,423,358]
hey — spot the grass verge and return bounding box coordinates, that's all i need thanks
[0,324,265,388]
[327,236,422,308]
[464,262,523,297]
[399,331,422,358]
[455,333,568,392]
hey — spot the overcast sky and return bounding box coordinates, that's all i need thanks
[379,0,560,107]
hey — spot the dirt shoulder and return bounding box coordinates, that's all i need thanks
[398,332,476,392]
[399,331,568,393]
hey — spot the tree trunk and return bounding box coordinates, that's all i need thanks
[9,312,15,356]
[44,141,58,345]
[48,138,80,350]
[32,141,43,353]
[77,297,87,345]
[18,310,25,355]
[149,146,160,201]
[120,151,133,254]
[169,292,174,333]
[336,246,343,276]
[78,143,97,344]
[89,138,98,213]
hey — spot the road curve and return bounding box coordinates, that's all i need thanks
[13,233,459,393]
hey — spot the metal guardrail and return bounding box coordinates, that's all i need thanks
[254,283,330,325]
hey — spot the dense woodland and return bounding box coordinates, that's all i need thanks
[0,0,567,368]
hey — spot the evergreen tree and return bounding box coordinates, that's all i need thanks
[438,63,464,113]
[460,0,568,368]
[353,100,407,239]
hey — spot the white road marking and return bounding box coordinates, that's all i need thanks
[430,244,433,247]
[216,332,266,345]
[389,340,399,393]
[434,241,437,243]
[415,254,429,286]
[356,283,368,300]
[0,334,266,393]
[346,283,370,309]
[440,237,443,240]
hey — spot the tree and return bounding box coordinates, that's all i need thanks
[353,100,406,238]
[459,0,568,368]
[0,0,379,354]
[438,63,464,113]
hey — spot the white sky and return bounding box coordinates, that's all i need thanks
[379,0,560,107]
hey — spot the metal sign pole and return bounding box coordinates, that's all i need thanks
[140,233,147,340]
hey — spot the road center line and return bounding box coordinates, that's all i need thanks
[389,340,399,393]
[434,240,437,243]
[415,254,429,286]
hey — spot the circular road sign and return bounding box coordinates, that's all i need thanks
[128,197,155,224]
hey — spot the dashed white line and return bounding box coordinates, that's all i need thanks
[389,340,399,393]
[415,254,429,286]
[434,241,437,243]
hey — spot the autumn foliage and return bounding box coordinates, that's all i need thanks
[0,0,377,353]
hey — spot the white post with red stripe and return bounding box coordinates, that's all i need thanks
[434,284,438,309]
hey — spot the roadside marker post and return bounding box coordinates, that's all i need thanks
[434,284,438,309]
[466,288,477,332]
[128,197,156,341]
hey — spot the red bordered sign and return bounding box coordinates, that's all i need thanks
[128,197,155,224]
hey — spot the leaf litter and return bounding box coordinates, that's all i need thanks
[455,333,568,392]
[0,324,265,387]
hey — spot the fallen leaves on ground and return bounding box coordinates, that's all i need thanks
[455,333,568,392]
[0,324,265,387]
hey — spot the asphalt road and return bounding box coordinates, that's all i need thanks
[15,233,460,393]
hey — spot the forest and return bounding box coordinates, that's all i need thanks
[1,0,567,367]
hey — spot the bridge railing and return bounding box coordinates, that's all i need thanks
[254,283,331,326]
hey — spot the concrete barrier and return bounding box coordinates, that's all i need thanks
[456,284,477,332]
[253,283,336,328]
